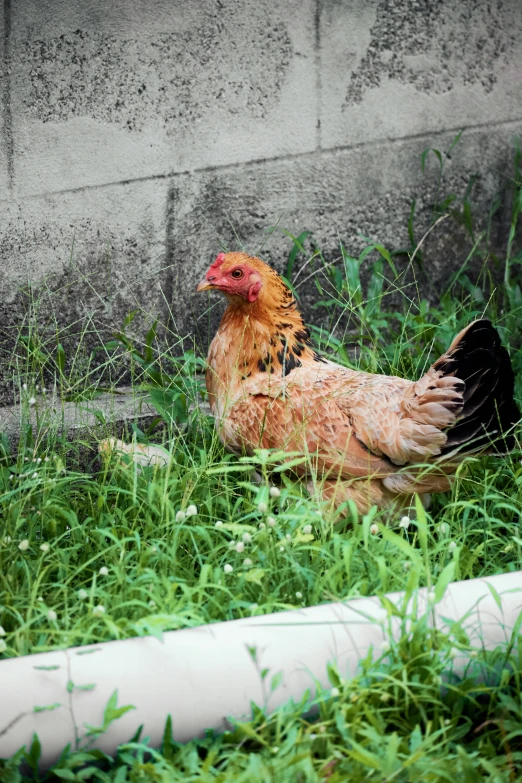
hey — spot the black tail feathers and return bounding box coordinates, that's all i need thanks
[433,320,520,455]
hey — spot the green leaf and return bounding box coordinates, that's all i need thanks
[55,343,66,374]
[23,733,41,777]
[245,568,265,585]
[327,662,341,688]
[84,691,135,738]
[414,495,428,555]
[270,671,283,692]
[434,561,456,604]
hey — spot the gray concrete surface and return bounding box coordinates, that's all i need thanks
[320,0,522,149]
[0,0,521,410]
[0,387,158,453]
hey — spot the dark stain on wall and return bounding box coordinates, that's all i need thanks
[19,8,292,130]
[344,0,520,107]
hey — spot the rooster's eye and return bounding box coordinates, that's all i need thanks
[231,268,243,279]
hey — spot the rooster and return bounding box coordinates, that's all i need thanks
[196,251,519,515]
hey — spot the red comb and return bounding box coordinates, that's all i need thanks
[210,252,226,269]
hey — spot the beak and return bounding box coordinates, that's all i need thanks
[196,278,215,293]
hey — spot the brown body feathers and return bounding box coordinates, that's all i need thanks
[198,252,519,515]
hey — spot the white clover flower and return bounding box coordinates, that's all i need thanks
[279,546,285,552]
[37,596,43,602]
[0,639,6,653]
[330,687,340,698]
[149,546,158,554]
[267,516,276,528]
[223,563,233,574]
[99,566,109,576]
[380,692,390,703]
[257,501,268,514]
[242,532,252,544]
[185,504,198,517]
[9,474,14,481]
[92,604,105,617]
[40,543,50,553]
[403,560,411,571]
[78,589,88,600]
[3,536,11,545]
[269,486,281,499]
[309,733,317,741]
[22,383,27,391]
[370,523,379,535]
[271,747,279,754]
[302,524,312,535]
[285,534,291,541]
[243,558,253,567]
[148,600,156,609]
[380,640,391,653]
[0,626,5,636]
[295,591,303,599]
[215,520,223,528]
[469,649,478,659]
[36,458,42,464]
[175,510,186,523]
[258,522,266,530]
[18,539,29,551]
[438,522,450,537]
[235,541,245,554]
[28,397,36,406]
[448,541,457,552]
[32,473,38,479]
[47,610,57,622]
[399,516,410,529]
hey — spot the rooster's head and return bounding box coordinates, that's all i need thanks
[196,251,293,308]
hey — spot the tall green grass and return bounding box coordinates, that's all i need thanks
[1,134,522,780]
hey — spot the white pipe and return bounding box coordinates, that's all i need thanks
[0,571,521,769]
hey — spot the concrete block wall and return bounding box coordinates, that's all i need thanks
[1,0,522,397]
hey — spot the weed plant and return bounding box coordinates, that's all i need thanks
[1,135,522,779]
